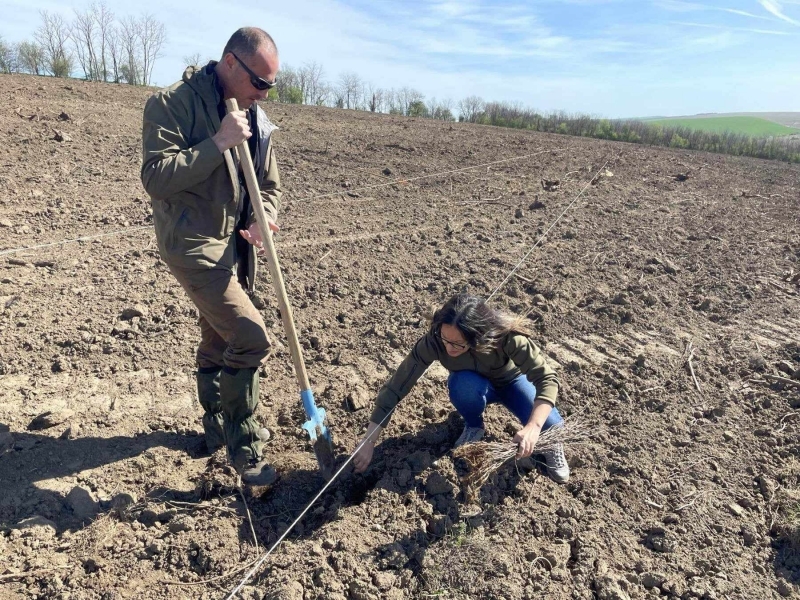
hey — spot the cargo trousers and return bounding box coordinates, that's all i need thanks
[168,264,270,464]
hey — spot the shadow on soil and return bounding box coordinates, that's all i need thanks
[0,425,199,532]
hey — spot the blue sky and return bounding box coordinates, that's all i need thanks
[1,0,798,117]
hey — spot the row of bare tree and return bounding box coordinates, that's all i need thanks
[0,3,166,86]
[270,65,464,120]
[162,53,473,121]
[0,7,473,121]
[272,63,488,122]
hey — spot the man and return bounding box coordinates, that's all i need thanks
[141,27,282,485]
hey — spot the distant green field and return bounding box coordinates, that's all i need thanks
[643,116,800,137]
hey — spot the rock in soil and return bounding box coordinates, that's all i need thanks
[28,409,75,430]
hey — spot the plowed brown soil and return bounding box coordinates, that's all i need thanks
[1,73,799,600]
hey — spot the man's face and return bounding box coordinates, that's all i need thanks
[221,46,279,108]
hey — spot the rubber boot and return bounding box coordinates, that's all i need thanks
[196,366,225,454]
[219,366,276,486]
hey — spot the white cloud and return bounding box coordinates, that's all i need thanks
[758,0,800,24]
[656,0,779,20]
[723,8,774,19]
[673,20,793,34]
[1,0,798,118]
[429,1,473,18]
[655,0,708,12]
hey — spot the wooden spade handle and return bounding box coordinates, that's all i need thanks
[225,98,311,391]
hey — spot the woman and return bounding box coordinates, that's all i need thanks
[353,293,570,483]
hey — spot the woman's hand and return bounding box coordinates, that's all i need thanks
[353,421,384,473]
[353,439,375,473]
[513,425,541,459]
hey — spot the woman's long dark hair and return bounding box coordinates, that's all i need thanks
[429,293,532,353]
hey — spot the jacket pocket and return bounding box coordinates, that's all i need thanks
[221,181,239,238]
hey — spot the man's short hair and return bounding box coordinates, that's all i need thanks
[222,27,278,60]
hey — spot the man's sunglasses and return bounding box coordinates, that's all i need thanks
[231,52,277,91]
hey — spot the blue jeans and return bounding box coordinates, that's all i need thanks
[447,371,563,431]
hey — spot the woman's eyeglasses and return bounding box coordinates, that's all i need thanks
[231,52,277,91]
[436,332,470,351]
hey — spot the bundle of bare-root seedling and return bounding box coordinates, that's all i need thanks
[453,418,592,500]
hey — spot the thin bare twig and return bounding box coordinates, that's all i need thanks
[684,341,702,393]
[160,557,260,587]
[164,497,236,512]
[527,556,553,574]
[0,565,72,582]
[667,455,720,479]
[765,279,794,295]
[458,198,512,206]
[317,249,332,265]
[776,412,799,433]
[762,374,800,389]
[238,480,259,555]
[672,491,710,513]
[687,355,701,393]
[640,385,664,394]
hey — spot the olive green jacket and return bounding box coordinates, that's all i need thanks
[370,332,560,426]
[141,63,281,285]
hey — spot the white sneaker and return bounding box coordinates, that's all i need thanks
[542,442,570,484]
[454,426,485,448]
